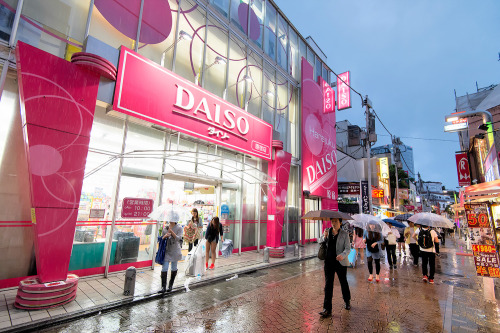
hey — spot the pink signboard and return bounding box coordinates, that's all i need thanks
[301,58,338,201]
[121,198,154,218]
[113,47,272,161]
[337,71,351,110]
[455,152,471,187]
[321,78,335,114]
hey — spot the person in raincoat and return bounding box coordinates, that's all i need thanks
[158,211,183,293]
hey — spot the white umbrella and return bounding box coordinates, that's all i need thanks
[350,214,391,235]
[408,213,454,228]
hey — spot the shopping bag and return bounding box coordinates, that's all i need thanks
[348,248,357,267]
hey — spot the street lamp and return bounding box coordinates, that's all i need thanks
[160,30,192,67]
[222,75,253,100]
[194,56,226,85]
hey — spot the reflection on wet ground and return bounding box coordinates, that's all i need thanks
[40,237,500,333]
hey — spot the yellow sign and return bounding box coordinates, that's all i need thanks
[379,157,389,179]
[31,208,36,224]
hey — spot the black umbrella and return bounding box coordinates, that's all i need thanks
[301,210,353,220]
[394,213,412,221]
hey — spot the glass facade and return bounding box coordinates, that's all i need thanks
[0,0,335,281]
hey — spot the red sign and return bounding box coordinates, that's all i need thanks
[337,71,351,110]
[301,58,338,201]
[372,189,384,198]
[455,152,471,186]
[321,78,335,114]
[113,47,272,161]
[121,197,154,218]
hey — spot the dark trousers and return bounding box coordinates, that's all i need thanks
[386,245,397,266]
[323,260,351,311]
[188,239,199,252]
[367,257,380,275]
[434,242,440,254]
[409,243,420,265]
[421,251,435,279]
[440,233,445,245]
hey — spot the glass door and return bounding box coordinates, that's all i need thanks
[304,198,320,241]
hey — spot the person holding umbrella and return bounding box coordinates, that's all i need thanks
[364,222,385,282]
[404,221,420,266]
[318,217,352,318]
[384,221,400,269]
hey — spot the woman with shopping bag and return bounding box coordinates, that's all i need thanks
[158,211,183,293]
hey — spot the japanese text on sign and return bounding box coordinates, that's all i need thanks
[121,197,154,218]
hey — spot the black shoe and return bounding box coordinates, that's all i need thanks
[319,309,331,318]
[345,302,351,310]
[389,265,393,269]
[393,265,397,269]
[158,271,168,293]
[166,270,178,292]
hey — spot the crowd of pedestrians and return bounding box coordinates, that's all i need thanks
[319,217,449,318]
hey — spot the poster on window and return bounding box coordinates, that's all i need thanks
[464,203,500,277]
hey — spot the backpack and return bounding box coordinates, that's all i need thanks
[418,228,433,249]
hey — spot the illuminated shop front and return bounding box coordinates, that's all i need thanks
[0,0,338,289]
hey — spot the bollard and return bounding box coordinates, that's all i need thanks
[123,266,136,296]
[294,243,299,256]
[263,247,270,263]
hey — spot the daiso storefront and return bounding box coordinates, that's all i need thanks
[0,0,340,307]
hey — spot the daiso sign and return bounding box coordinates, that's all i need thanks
[113,47,272,160]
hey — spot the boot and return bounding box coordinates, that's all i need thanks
[159,271,167,293]
[166,270,177,292]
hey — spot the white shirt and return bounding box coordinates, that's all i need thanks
[415,228,438,253]
[408,227,417,244]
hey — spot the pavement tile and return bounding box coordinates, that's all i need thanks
[11,316,32,326]
[0,320,12,329]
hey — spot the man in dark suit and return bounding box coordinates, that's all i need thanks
[318,218,352,318]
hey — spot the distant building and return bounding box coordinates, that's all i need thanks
[371,144,415,178]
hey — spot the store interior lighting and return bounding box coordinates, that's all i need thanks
[160,30,193,67]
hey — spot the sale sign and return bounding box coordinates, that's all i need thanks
[464,203,500,277]
[121,198,154,218]
[337,71,351,110]
[455,152,471,186]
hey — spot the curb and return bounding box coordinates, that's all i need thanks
[2,253,317,333]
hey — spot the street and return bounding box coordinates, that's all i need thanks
[39,238,500,333]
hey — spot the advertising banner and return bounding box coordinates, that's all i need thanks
[301,58,338,201]
[455,152,471,187]
[464,203,500,277]
[372,189,384,198]
[337,71,351,110]
[361,181,370,214]
[113,47,273,161]
[397,189,409,200]
[379,157,389,179]
[338,182,360,195]
[321,78,335,114]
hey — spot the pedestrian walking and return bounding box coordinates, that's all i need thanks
[433,227,440,257]
[205,216,223,270]
[396,227,406,256]
[364,225,385,282]
[158,213,183,293]
[415,225,439,284]
[186,208,202,252]
[404,221,420,266]
[352,227,365,264]
[385,222,400,269]
[318,218,352,318]
[440,227,446,245]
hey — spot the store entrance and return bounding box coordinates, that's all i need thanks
[304,198,321,242]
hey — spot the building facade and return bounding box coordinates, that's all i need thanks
[0,0,341,288]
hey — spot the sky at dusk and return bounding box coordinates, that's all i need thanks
[274,0,500,189]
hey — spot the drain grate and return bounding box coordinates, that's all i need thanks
[442,280,473,289]
[439,272,464,278]
[240,270,267,278]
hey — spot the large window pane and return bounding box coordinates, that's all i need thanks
[275,73,287,144]
[315,56,322,81]
[306,46,314,66]
[18,0,90,58]
[246,50,263,117]
[299,38,307,67]
[289,28,299,80]
[249,0,264,49]
[277,14,287,70]
[123,122,164,177]
[288,84,299,157]
[230,0,248,34]
[264,1,276,61]
[139,0,178,70]
[262,63,275,125]
[90,1,136,49]
[210,0,230,18]
[226,35,247,108]
[204,15,228,97]
[175,0,206,83]
[0,0,18,42]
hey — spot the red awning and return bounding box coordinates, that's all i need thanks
[464,179,500,199]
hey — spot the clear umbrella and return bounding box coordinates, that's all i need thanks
[350,214,391,235]
[408,213,454,228]
[148,204,181,222]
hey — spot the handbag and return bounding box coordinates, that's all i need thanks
[318,228,330,260]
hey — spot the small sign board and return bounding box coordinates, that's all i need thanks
[221,204,230,214]
[444,118,468,132]
[223,225,230,234]
[121,197,154,218]
[89,209,105,219]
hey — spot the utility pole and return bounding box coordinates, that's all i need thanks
[364,96,374,214]
[392,137,401,211]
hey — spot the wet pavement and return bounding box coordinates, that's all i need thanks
[34,236,499,333]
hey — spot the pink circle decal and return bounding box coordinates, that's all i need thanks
[94,0,172,44]
[304,114,323,155]
[238,4,261,41]
[29,145,63,176]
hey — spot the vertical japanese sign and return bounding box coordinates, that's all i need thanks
[379,157,389,179]
[301,58,338,201]
[337,71,351,110]
[455,152,471,186]
[361,181,370,214]
[321,78,335,114]
[464,203,500,277]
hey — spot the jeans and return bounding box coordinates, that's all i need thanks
[367,257,380,275]
[421,251,435,279]
[386,245,397,266]
[161,260,178,272]
[409,243,420,265]
[323,260,351,311]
